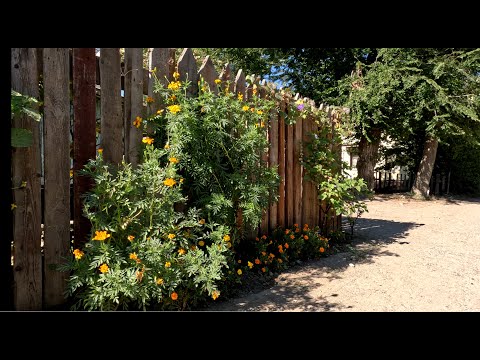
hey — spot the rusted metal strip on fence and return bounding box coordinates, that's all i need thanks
[100,48,123,164]
[43,48,71,308]
[11,48,43,310]
[73,48,96,249]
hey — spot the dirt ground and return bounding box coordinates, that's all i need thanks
[199,194,480,312]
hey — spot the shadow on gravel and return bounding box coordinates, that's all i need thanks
[200,217,422,312]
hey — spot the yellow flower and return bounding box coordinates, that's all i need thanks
[151,67,157,74]
[247,261,253,269]
[156,278,164,285]
[164,143,170,149]
[254,258,261,265]
[198,240,205,247]
[73,249,84,260]
[70,170,73,178]
[212,290,220,300]
[167,104,181,114]
[146,96,154,103]
[178,248,186,255]
[199,218,205,225]
[157,109,164,115]
[242,105,250,112]
[163,178,176,187]
[98,148,103,154]
[169,157,179,164]
[256,110,263,115]
[319,247,325,253]
[127,235,135,242]
[173,71,180,80]
[142,136,154,145]
[92,230,111,241]
[168,233,176,240]
[226,242,232,248]
[11,203,17,210]
[171,292,178,300]
[237,269,242,275]
[214,79,221,84]
[99,263,109,273]
[133,116,142,128]
[167,81,181,91]
[129,252,139,261]
[223,234,230,242]
[278,259,283,263]
[169,94,176,101]
[250,107,255,112]
[237,93,243,101]
[165,261,171,268]
[179,178,184,183]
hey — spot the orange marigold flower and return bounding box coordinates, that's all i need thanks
[171,292,178,300]
[285,229,290,235]
[164,178,176,187]
[198,240,205,247]
[319,247,325,253]
[255,237,259,241]
[129,252,139,261]
[169,157,179,164]
[261,235,267,240]
[167,104,181,114]
[165,261,171,268]
[247,261,254,269]
[146,96,154,103]
[99,263,109,273]
[237,269,242,275]
[127,235,135,242]
[92,230,111,241]
[136,269,144,282]
[199,218,206,225]
[250,107,255,112]
[261,251,266,256]
[133,116,142,128]
[278,259,283,263]
[142,136,154,145]
[212,290,220,300]
[269,253,275,258]
[284,243,289,249]
[261,267,266,273]
[178,248,186,255]
[294,223,298,228]
[73,249,84,260]
[156,278,164,285]
[304,235,309,240]
[254,258,261,265]
[223,234,230,242]
[290,234,295,240]
[168,233,175,239]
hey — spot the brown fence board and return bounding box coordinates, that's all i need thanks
[100,48,123,164]
[285,106,294,228]
[73,48,97,248]
[148,48,171,114]
[302,109,316,227]
[11,48,43,310]
[293,110,303,227]
[234,69,246,97]
[198,55,219,94]
[178,48,198,96]
[42,48,71,308]
[277,100,286,228]
[268,88,279,230]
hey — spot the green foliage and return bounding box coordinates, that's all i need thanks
[144,72,280,237]
[11,89,41,147]
[58,146,231,311]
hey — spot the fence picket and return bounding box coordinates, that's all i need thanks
[198,55,219,94]
[178,48,198,96]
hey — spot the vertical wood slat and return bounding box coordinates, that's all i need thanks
[198,55,219,94]
[302,105,316,228]
[11,48,43,310]
[149,48,171,111]
[123,49,132,159]
[177,48,198,97]
[126,48,144,167]
[73,48,97,248]
[286,102,295,228]
[43,48,71,308]
[234,69,246,97]
[277,100,286,228]
[100,48,123,164]
[219,63,234,93]
[293,107,303,227]
[268,86,279,230]
[309,100,319,229]
[259,81,269,235]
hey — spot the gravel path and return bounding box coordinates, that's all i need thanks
[200,195,480,312]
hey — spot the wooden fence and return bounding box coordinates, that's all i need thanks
[9,48,342,310]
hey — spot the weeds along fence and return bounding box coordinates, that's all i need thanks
[9,48,343,310]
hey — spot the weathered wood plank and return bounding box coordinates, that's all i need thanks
[259,82,269,235]
[198,55,219,94]
[149,48,171,107]
[73,48,97,248]
[302,109,316,228]
[125,48,144,167]
[42,48,71,308]
[219,63,235,93]
[293,106,303,227]
[286,104,295,228]
[123,48,132,158]
[234,69,246,98]
[100,48,123,164]
[11,48,43,310]
[177,48,198,97]
[268,88,279,230]
[277,99,286,228]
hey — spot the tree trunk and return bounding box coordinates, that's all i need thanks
[412,136,438,198]
[356,128,382,191]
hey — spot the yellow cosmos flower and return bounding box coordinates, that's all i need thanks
[127,235,135,242]
[237,269,242,275]
[142,137,154,145]
[169,157,179,164]
[167,81,181,91]
[247,261,253,269]
[156,278,164,285]
[92,230,111,241]
[214,79,221,84]
[168,233,175,239]
[164,143,170,149]
[167,104,181,114]
[256,110,263,115]
[212,290,220,300]
[99,263,109,273]
[178,248,186,255]
[73,249,84,260]
[242,105,250,112]
[133,116,142,128]
[237,93,243,101]
[179,178,184,183]
[198,240,205,247]
[129,252,138,261]
[165,261,171,268]
[198,218,206,225]
[163,178,176,187]
[98,148,103,154]
[223,234,230,242]
[173,71,180,80]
